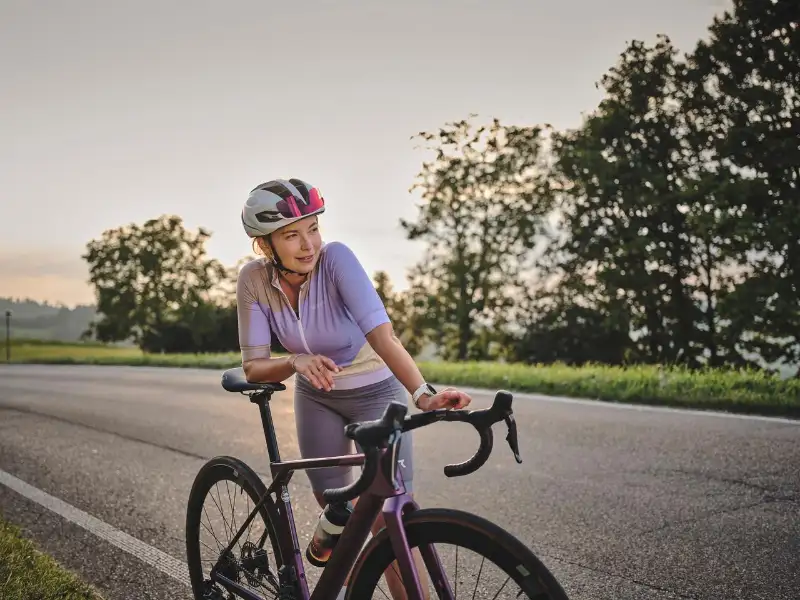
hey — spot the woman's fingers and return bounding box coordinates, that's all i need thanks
[319,355,341,373]
[428,389,472,410]
[306,372,325,390]
[295,354,339,391]
[313,360,336,389]
[308,356,336,390]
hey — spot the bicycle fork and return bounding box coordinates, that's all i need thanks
[381,495,455,600]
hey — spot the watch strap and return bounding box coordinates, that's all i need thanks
[412,382,436,408]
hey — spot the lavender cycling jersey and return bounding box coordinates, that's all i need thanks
[236,241,393,389]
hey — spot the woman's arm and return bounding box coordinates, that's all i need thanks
[366,323,426,398]
[366,323,471,411]
[243,353,340,389]
[236,264,295,383]
[242,355,297,383]
[327,241,470,410]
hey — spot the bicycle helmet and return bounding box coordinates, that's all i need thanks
[242,178,325,238]
[242,178,326,275]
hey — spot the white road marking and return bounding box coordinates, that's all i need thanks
[0,468,191,587]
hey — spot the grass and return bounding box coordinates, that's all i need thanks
[419,361,800,418]
[0,516,102,600]
[6,338,243,368]
[3,339,799,418]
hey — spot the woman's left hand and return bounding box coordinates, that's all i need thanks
[419,387,472,411]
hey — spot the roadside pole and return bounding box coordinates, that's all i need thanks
[5,310,10,362]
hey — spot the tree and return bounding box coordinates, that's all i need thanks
[540,35,752,368]
[82,215,227,351]
[687,0,800,372]
[402,116,552,360]
[371,270,434,358]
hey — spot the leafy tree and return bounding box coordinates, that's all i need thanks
[540,35,752,368]
[373,271,394,308]
[687,0,800,371]
[82,215,227,351]
[371,269,433,357]
[402,116,552,360]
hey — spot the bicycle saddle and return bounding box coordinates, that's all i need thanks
[221,367,287,393]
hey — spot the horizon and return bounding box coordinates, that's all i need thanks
[0,0,730,309]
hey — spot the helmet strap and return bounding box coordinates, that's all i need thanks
[267,236,306,277]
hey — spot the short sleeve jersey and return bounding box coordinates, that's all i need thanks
[236,241,392,390]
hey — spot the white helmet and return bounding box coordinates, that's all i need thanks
[242,178,325,238]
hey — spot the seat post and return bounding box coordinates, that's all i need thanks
[252,392,282,463]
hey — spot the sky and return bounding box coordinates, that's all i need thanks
[0,0,731,307]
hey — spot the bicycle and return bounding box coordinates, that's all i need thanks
[185,367,571,599]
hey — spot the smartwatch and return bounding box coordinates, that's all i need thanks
[412,382,437,409]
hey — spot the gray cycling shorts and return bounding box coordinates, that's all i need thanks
[293,374,414,495]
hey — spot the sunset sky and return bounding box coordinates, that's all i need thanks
[0,0,729,307]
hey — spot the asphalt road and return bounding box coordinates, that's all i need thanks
[0,364,798,600]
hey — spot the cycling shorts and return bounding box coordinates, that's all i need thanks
[293,374,414,495]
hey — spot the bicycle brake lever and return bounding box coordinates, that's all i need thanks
[503,415,522,464]
[385,430,402,488]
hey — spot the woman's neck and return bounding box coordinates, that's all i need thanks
[280,270,307,289]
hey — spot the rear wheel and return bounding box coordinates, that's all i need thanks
[186,456,285,600]
[347,508,570,599]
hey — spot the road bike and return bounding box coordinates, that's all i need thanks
[185,367,571,599]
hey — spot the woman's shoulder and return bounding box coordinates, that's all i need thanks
[236,257,274,292]
[320,241,361,266]
[237,257,268,278]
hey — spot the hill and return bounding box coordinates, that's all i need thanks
[0,297,96,342]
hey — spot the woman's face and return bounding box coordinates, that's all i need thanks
[263,216,322,274]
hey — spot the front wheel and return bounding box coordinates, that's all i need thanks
[347,508,570,599]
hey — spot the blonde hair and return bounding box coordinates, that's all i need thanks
[252,236,273,260]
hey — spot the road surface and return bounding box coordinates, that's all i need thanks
[0,364,798,599]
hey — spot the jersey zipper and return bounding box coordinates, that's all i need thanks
[272,277,313,355]
[295,283,313,355]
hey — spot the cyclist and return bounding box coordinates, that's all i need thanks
[236,178,472,598]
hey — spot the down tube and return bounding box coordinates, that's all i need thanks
[310,492,384,600]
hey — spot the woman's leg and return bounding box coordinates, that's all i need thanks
[331,377,428,600]
[297,376,429,599]
[293,381,353,501]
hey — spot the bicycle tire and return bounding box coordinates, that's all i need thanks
[347,508,570,599]
[185,456,286,600]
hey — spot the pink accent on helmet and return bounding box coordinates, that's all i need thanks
[286,195,301,217]
[307,187,324,212]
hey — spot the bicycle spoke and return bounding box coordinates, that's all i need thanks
[455,544,459,598]
[214,483,243,567]
[201,505,225,552]
[488,576,511,600]
[244,494,255,548]
[471,555,486,600]
[225,480,239,538]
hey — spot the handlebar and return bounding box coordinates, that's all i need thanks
[322,390,523,504]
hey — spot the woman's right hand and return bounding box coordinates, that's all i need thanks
[291,353,341,391]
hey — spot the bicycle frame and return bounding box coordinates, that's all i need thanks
[210,390,445,600]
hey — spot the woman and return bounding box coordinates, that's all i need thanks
[236,177,471,598]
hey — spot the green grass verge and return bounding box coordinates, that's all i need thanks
[4,341,799,418]
[420,361,800,418]
[0,516,102,600]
